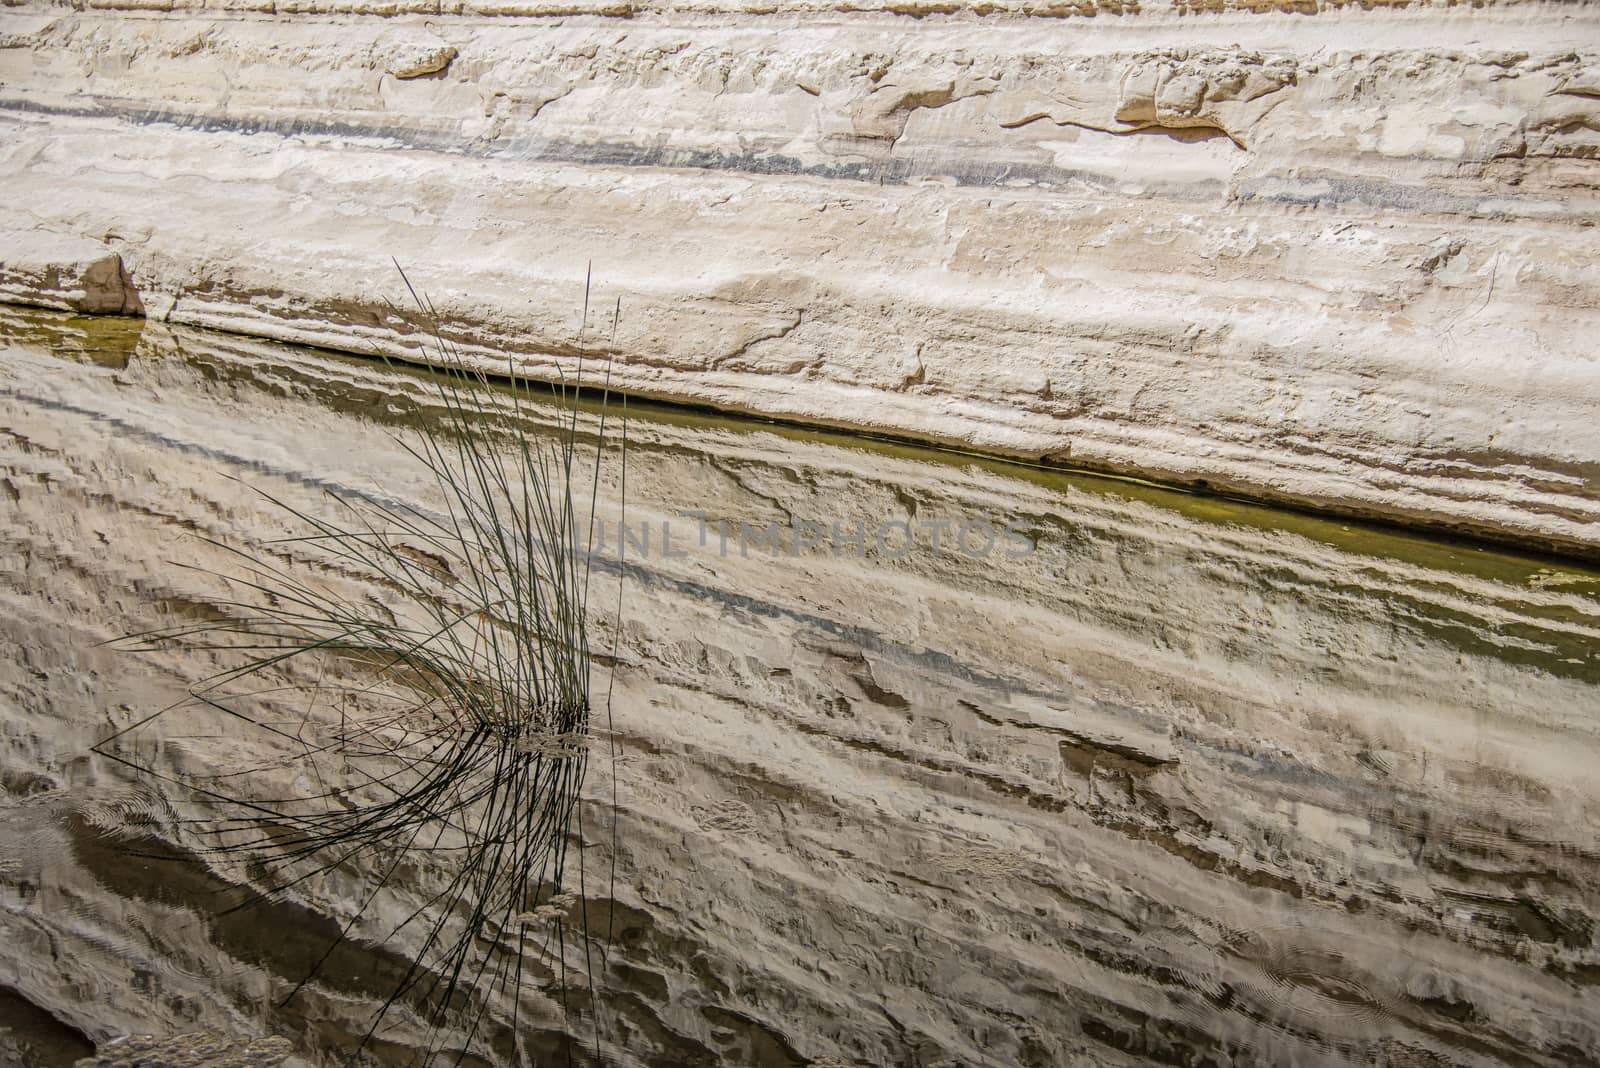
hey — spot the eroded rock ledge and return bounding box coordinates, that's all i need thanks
[0,0,1597,557]
[0,233,141,316]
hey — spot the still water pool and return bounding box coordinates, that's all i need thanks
[2,306,1598,1067]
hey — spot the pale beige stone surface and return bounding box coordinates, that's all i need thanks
[0,0,1596,557]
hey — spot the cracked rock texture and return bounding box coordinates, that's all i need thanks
[0,0,1597,556]
[2,309,1599,1066]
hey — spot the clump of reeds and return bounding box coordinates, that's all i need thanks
[96,268,626,1066]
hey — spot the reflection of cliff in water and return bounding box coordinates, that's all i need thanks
[2,307,1598,1067]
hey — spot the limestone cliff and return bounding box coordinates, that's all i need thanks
[0,0,1597,554]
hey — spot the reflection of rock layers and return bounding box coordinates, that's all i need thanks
[1,1,1599,557]
[0,984,94,1068]
[2,318,1598,1066]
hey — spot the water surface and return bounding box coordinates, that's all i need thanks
[2,306,1598,1067]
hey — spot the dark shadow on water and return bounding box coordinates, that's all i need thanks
[0,985,96,1068]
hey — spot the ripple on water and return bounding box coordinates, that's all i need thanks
[1219,924,1402,1049]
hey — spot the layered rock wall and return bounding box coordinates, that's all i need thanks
[1,0,1598,553]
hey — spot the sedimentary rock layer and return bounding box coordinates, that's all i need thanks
[3,311,1599,1065]
[0,0,1598,555]
[0,232,140,316]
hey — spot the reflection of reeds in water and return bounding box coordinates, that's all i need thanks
[95,270,626,1066]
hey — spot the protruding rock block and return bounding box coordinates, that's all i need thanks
[0,232,141,316]
[375,29,457,79]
